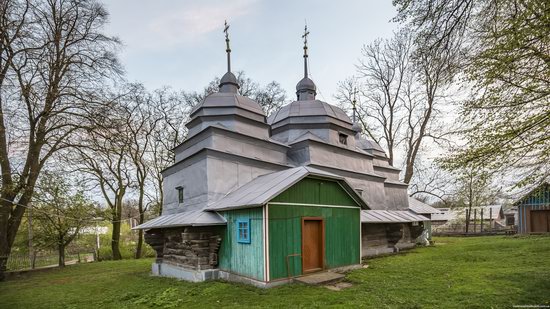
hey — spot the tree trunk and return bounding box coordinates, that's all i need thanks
[157,177,163,216]
[403,159,414,184]
[58,243,65,267]
[135,229,143,259]
[111,218,122,260]
[0,192,34,281]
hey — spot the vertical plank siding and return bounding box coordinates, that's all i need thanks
[218,208,264,280]
[268,205,360,280]
[517,184,550,233]
[267,178,361,281]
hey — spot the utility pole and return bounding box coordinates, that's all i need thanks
[94,217,103,261]
[27,202,35,269]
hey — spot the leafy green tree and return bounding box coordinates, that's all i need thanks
[394,0,550,186]
[32,173,98,267]
[451,168,500,233]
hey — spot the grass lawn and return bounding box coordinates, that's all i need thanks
[1,236,549,308]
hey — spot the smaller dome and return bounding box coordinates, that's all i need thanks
[296,77,316,92]
[352,122,363,133]
[268,99,351,125]
[219,72,239,93]
[296,77,317,101]
[190,92,265,117]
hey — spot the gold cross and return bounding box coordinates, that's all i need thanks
[302,24,309,47]
[224,20,230,40]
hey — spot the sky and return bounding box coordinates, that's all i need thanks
[102,0,400,100]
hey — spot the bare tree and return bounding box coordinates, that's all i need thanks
[408,161,454,204]
[124,85,164,258]
[336,28,457,186]
[75,100,132,260]
[0,0,121,279]
[350,30,413,166]
[401,43,458,184]
[148,88,190,216]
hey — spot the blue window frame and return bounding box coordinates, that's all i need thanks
[236,218,251,244]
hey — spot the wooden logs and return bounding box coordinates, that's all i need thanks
[144,230,165,258]
[162,228,222,269]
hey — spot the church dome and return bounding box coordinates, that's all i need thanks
[268,99,351,125]
[296,77,316,93]
[219,71,239,93]
[190,92,265,117]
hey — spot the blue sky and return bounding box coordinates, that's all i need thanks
[103,0,399,100]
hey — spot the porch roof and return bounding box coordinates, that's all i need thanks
[361,210,429,223]
[133,209,226,230]
[408,197,441,214]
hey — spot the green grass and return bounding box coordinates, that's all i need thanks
[1,236,549,308]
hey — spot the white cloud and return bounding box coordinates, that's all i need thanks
[147,0,258,47]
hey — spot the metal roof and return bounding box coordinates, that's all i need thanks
[361,210,429,223]
[356,138,385,153]
[268,100,351,125]
[430,205,504,222]
[408,198,441,214]
[190,92,265,117]
[206,166,368,211]
[133,209,226,230]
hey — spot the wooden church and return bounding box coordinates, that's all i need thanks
[135,24,428,287]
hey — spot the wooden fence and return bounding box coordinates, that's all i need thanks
[5,251,95,271]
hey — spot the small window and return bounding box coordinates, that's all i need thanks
[339,133,348,145]
[237,219,251,244]
[356,189,363,196]
[176,186,184,204]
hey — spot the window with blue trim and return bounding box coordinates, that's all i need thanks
[237,218,251,244]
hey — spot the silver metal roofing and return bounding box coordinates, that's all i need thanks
[430,205,503,222]
[206,166,368,211]
[361,210,429,223]
[408,197,441,214]
[268,100,352,125]
[190,92,265,117]
[430,209,454,221]
[296,77,316,93]
[356,138,385,153]
[133,209,226,230]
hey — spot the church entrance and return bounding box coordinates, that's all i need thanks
[301,217,324,273]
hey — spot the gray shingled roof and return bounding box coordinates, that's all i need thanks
[133,209,226,230]
[408,197,441,214]
[190,92,265,117]
[361,210,429,223]
[356,138,386,153]
[206,166,367,211]
[268,100,351,125]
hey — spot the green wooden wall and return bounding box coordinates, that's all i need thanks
[271,177,358,206]
[268,205,360,280]
[268,178,360,280]
[218,208,264,280]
